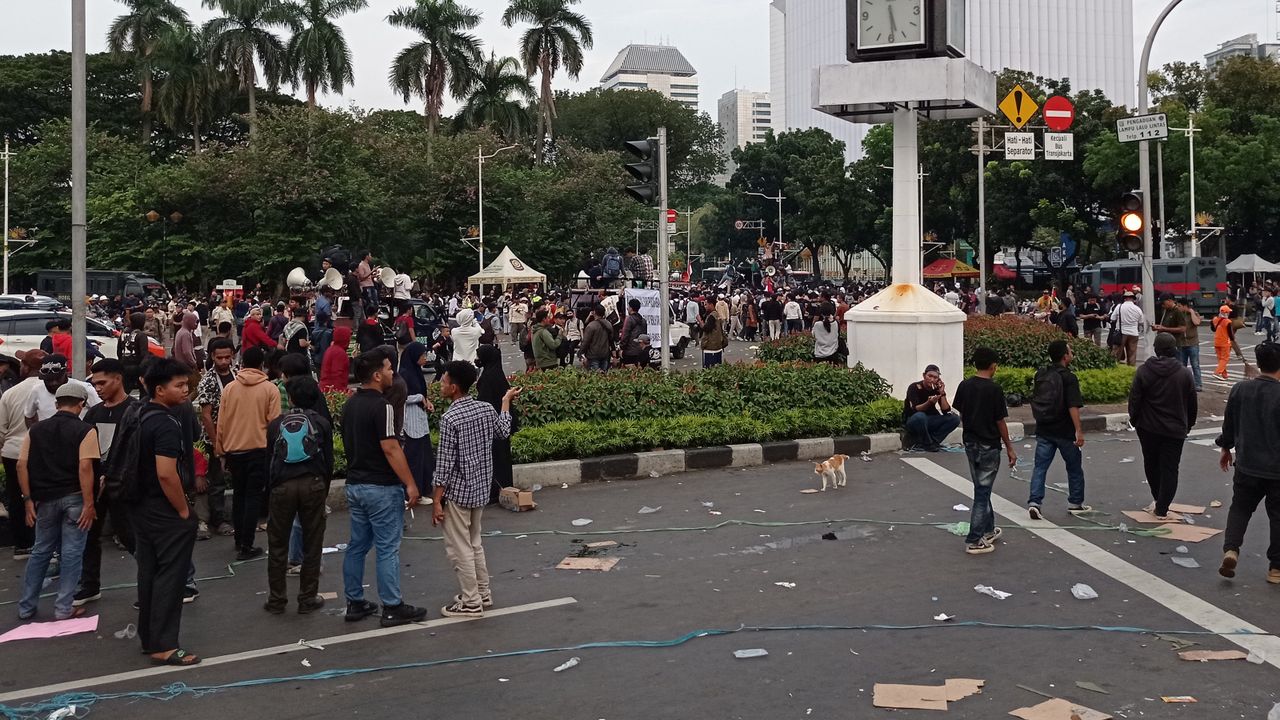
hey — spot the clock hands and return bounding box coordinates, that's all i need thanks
[888,3,899,36]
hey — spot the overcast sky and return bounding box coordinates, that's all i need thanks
[6,0,1275,118]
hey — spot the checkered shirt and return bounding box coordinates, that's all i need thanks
[433,396,512,508]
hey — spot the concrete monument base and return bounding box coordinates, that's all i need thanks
[844,283,967,397]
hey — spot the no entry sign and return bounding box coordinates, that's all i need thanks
[1043,96,1075,132]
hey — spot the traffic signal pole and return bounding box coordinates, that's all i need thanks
[71,0,88,379]
[657,127,671,373]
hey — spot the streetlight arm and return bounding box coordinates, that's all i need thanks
[1139,0,1185,113]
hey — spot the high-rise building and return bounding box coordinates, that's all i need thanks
[1205,33,1280,71]
[770,0,1136,160]
[718,89,773,181]
[599,44,700,110]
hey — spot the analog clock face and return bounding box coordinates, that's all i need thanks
[857,0,925,50]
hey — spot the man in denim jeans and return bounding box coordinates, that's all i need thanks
[16,383,98,620]
[952,348,1018,555]
[1028,340,1089,519]
[340,353,427,628]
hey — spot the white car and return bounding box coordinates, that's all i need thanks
[0,310,162,360]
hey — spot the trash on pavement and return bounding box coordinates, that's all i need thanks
[553,657,581,672]
[570,518,593,527]
[112,624,137,640]
[733,648,769,659]
[1155,633,1199,651]
[1178,649,1248,662]
[556,557,618,572]
[774,582,797,589]
[701,502,714,508]
[297,638,326,651]
[1119,457,1135,463]
[933,614,955,622]
[1161,696,1197,703]
[1155,524,1222,543]
[1168,503,1206,515]
[1009,698,1112,720]
[499,488,537,512]
[1175,545,1189,553]
[1170,556,1200,569]
[872,679,984,711]
[1209,500,1223,508]
[974,584,1012,600]
[799,489,820,494]
[821,532,838,541]
[708,510,722,515]
[318,592,338,600]
[531,484,542,492]
[45,707,79,720]
[940,522,971,537]
[1074,681,1109,694]
[300,659,311,668]
[953,504,970,512]
[648,471,660,478]
[1070,583,1098,600]
[860,451,873,462]
[637,506,661,514]
[584,541,617,549]
[1122,509,1184,524]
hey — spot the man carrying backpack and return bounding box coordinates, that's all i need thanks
[1027,340,1089,519]
[601,247,625,286]
[263,377,333,615]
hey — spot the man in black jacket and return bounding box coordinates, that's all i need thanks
[1129,332,1197,520]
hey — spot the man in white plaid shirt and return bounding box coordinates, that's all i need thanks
[431,361,518,618]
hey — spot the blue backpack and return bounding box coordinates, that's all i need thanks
[272,410,322,475]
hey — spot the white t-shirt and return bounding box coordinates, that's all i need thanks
[509,302,529,324]
[23,379,102,422]
[1114,301,1146,337]
[783,301,802,320]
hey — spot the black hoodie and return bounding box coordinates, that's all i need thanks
[1128,354,1197,439]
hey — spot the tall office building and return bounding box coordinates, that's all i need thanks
[1205,33,1280,71]
[599,44,700,110]
[718,89,773,181]
[770,0,1136,161]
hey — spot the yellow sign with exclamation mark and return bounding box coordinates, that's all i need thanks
[998,84,1039,130]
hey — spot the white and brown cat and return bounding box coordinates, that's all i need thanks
[813,454,849,491]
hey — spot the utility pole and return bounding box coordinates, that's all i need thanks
[2,136,12,295]
[974,116,987,313]
[71,0,87,379]
[1156,141,1166,255]
[1171,116,1201,256]
[657,127,671,372]
[477,144,517,275]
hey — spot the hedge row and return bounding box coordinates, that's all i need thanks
[964,364,1137,405]
[964,316,1116,371]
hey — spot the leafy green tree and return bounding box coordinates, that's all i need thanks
[501,0,593,163]
[106,0,192,144]
[0,52,143,145]
[284,0,367,108]
[154,25,231,153]
[1149,61,1208,112]
[203,0,297,140]
[387,0,483,145]
[454,53,535,139]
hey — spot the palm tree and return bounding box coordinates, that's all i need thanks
[106,0,192,144]
[455,53,535,139]
[386,0,483,144]
[155,25,232,153]
[202,0,298,140]
[284,0,367,108]
[501,0,593,163]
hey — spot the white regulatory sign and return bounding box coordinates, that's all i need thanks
[1117,113,1169,143]
[1044,133,1074,161]
[1005,133,1035,160]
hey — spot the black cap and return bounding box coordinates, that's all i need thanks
[1158,292,1176,302]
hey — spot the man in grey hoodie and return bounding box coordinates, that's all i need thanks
[1129,332,1197,520]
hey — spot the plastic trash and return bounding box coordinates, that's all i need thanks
[637,506,661,514]
[701,501,714,508]
[974,584,1012,600]
[571,518,592,527]
[300,659,312,668]
[553,657,581,673]
[46,707,79,720]
[1119,457,1135,463]
[1070,583,1099,600]
[531,484,542,492]
[933,613,955,622]
[774,582,797,589]
[1176,545,1189,554]
[734,648,769,659]
[1171,556,1200,569]
[860,451,873,462]
[953,504,970,512]
[648,471,660,478]
[113,623,137,640]
[335,543,348,551]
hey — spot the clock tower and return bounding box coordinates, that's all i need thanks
[847,0,966,63]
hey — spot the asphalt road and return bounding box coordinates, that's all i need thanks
[1,422,1277,719]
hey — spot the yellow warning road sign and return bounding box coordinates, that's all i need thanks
[999,84,1039,130]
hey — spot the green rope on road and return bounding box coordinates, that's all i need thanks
[0,621,1266,719]
[0,555,265,608]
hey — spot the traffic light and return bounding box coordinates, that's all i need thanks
[1117,191,1144,253]
[624,139,660,205]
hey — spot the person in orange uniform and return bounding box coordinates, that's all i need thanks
[1211,305,1235,380]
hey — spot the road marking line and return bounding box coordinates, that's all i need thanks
[0,596,578,704]
[903,458,1280,670]
[1186,427,1220,438]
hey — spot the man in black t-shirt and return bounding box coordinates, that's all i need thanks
[1027,340,1088,520]
[133,359,201,667]
[1080,294,1105,347]
[902,365,961,451]
[953,348,1018,555]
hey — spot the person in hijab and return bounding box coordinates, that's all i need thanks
[452,308,482,364]
[399,342,435,504]
[240,306,275,354]
[475,344,514,504]
[320,326,353,392]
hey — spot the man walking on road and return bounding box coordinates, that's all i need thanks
[341,353,427,627]
[217,346,280,561]
[952,348,1018,555]
[1216,342,1280,585]
[432,361,517,618]
[1028,340,1090,519]
[1129,333,1197,521]
[1111,291,1146,366]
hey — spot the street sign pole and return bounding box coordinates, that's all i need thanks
[976,115,986,313]
[71,0,88,379]
[657,127,670,373]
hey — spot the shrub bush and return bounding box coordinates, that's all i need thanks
[965,364,1136,405]
[964,316,1116,371]
[755,333,818,363]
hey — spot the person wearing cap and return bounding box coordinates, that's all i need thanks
[1212,305,1237,380]
[23,355,100,426]
[1110,291,1146,366]
[902,365,961,452]
[1129,332,1197,521]
[0,350,48,559]
[16,382,99,620]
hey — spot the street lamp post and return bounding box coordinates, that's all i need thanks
[744,191,785,256]
[71,0,87,379]
[478,144,517,275]
[147,210,182,286]
[2,136,12,295]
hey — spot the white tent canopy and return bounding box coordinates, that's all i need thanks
[467,246,547,288]
[1226,254,1280,274]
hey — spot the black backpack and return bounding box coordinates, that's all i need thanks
[104,402,167,502]
[1030,366,1065,425]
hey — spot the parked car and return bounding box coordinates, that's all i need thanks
[0,310,164,360]
[0,295,67,312]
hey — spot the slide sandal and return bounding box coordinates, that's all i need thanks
[151,649,201,666]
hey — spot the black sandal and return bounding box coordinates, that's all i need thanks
[151,649,201,666]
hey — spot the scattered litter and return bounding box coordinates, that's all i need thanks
[701,502,714,508]
[1015,685,1057,700]
[799,489,820,495]
[1122,509,1184,524]
[571,518,593,527]
[821,532,838,541]
[553,657,581,672]
[637,506,661,514]
[1155,633,1199,651]
[860,451,873,462]
[974,584,1012,600]
[112,624,137,640]
[46,707,79,720]
[1170,556,1200,569]
[1168,503,1206,515]
[1009,698,1111,720]
[1183,515,1196,525]
[514,535,528,539]
[753,509,766,513]
[1161,696,1197,703]
[560,483,569,489]
[1154,524,1222,543]
[297,638,326,651]
[933,614,955,622]
[584,541,617,549]
[733,648,769,659]
[939,522,971,537]
[1070,583,1098,600]
[1024,444,1032,449]
[300,659,311,668]
[1178,649,1248,662]
[774,582,797,589]
[1209,500,1223,508]
[498,678,509,683]
[708,511,722,515]
[531,484,542,492]
[1175,545,1189,553]
[322,546,343,555]
[1074,681,1109,695]
[648,471,660,478]
[557,557,618,572]
[872,679,985,711]
[318,592,338,600]
[953,504,970,512]
[0,615,98,644]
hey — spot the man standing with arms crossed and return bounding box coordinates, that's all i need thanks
[432,361,517,618]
